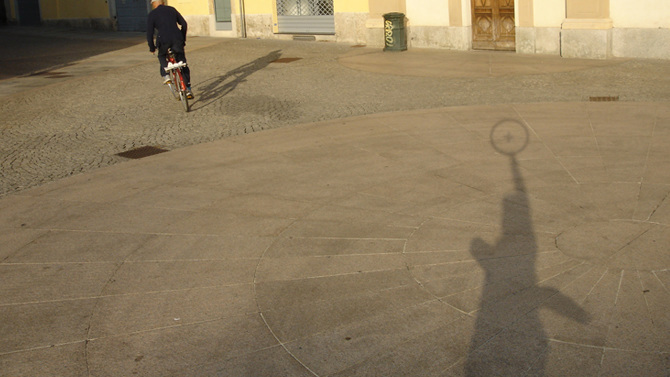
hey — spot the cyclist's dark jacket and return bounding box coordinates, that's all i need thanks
[146,5,187,53]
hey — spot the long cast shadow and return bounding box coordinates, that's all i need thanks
[464,121,591,376]
[0,26,144,79]
[191,50,282,111]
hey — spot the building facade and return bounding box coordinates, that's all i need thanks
[5,0,670,60]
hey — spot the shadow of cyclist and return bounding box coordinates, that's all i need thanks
[191,50,282,110]
[464,120,591,376]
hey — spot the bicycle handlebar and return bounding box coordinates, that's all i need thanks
[165,61,188,71]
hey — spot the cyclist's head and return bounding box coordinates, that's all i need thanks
[151,0,163,9]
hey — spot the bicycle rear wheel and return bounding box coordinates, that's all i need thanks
[167,70,179,100]
[177,69,189,112]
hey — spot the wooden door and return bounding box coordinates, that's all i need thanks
[472,0,515,51]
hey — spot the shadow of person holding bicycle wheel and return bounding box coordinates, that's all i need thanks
[191,50,282,111]
[463,119,591,376]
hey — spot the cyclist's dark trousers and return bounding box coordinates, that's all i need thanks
[157,41,191,87]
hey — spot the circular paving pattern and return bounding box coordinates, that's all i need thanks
[557,220,670,270]
[1,103,669,376]
[252,103,670,376]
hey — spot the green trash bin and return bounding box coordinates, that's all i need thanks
[383,12,407,52]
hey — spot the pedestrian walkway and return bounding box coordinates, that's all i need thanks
[339,47,621,78]
[1,28,669,376]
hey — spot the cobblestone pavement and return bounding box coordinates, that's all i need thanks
[2,27,670,377]
[2,27,670,197]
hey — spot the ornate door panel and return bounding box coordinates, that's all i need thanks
[472,0,515,51]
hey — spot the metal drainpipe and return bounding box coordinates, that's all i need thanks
[239,0,247,38]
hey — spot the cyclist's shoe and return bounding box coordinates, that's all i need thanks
[186,88,194,99]
[162,75,171,85]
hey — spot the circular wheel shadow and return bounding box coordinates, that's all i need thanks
[490,118,529,157]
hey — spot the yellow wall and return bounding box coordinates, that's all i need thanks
[369,0,404,15]
[566,0,609,19]
[168,0,210,15]
[243,0,274,14]
[39,0,110,19]
[533,0,564,27]
[335,0,368,13]
[239,0,366,14]
[40,1,57,18]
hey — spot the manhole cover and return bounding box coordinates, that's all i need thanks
[116,146,169,159]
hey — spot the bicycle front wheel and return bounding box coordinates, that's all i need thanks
[179,89,189,112]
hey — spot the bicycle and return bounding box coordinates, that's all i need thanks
[164,48,189,112]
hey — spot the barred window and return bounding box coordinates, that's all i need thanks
[277,0,334,16]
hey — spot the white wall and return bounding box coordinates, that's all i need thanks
[406,0,449,26]
[461,0,471,26]
[611,0,670,28]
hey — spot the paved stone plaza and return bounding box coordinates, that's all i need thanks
[1,27,669,376]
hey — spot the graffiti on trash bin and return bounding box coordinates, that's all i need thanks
[385,19,394,46]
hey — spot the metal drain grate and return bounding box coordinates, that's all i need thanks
[589,96,619,102]
[272,57,302,63]
[116,146,169,159]
[293,35,316,41]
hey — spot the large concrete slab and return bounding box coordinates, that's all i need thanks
[1,101,669,376]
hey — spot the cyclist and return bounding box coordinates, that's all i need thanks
[147,0,193,99]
